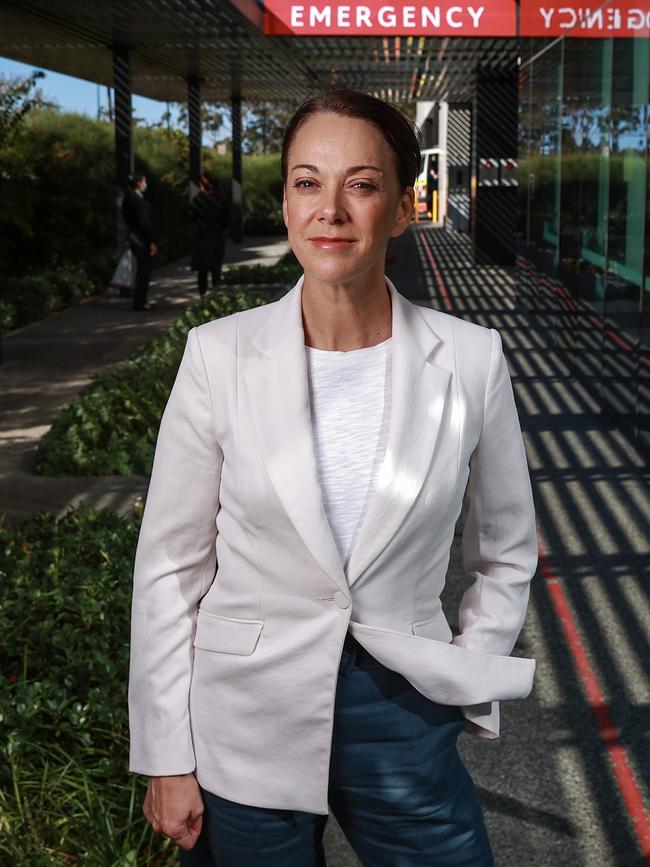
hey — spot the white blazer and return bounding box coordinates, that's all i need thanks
[128,274,538,815]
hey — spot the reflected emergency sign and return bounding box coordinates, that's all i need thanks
[520,0,650,36]
[264,1,517,35]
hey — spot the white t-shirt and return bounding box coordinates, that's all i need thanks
[305,337,392,571]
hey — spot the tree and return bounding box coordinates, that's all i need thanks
[0,71,50,153]
[0,71,54,248]
[242,100,295,155]
[176,101,226,146]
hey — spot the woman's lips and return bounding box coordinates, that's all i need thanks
[309,237,356,249]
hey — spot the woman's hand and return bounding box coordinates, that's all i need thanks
[149,242,158,256]
[143,773,204,850]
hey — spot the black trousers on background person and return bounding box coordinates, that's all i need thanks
[132,250,152,310]
[198,266,221,297]
[194,236,226,297]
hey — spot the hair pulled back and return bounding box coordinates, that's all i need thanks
[281,88,421,191]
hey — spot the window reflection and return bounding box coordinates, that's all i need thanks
[518,35,650,456]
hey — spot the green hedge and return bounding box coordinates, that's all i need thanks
[34,288,272,477]
[0,109,287,333]
[0,506,180,865]
[0,263,105,333]
[202,151,285,236]
[222,248,301,285]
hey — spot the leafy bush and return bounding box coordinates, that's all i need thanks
[0,263,101,332]
[223,261,301,286]
[203,151,285,235]
[34,288,271,477]
[0,107,287,333]
[0,506,178,865]
[222,248,300,286]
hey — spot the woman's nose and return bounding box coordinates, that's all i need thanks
[318,186,347,222]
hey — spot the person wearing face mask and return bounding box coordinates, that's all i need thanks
[122,173,158,311]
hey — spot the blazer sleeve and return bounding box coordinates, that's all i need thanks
[128,326,223,776]
[453,327,538,739]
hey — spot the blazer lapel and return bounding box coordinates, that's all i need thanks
[345,277,452,586]
[242,274,453,596]
[243,276,349,596]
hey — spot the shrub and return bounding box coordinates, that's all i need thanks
[203,151,285,235]
[1,263,100,332]
[222,261,301,286]
[34,288,271,477]
[0,506,178,865]
[0,108,288,334]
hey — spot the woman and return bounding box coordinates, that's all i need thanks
[122,172,157,311]
[189,172,230,297]
[128,89,538,866]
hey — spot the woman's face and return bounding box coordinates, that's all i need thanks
[282,113,413,287]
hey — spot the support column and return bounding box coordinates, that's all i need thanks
[231,94,243,244]
[438,101,448,225]
[113,44,133,254]
[472,69,518,266]
[188,77,202,198]
[446,103,472,233]
[113,45,133,195]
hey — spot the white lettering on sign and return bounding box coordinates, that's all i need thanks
[468,6,485,26]
[404,5,417,26]
[378,5,396,26]
[448,6,463,26]
[422,6,441,25]
[539,5,553,25]
[558,7,577,27]
[536,5,650,31]
[311,5,331,25]
[628,8,649,28]
[357,4,372,25]
[285,4,489,31]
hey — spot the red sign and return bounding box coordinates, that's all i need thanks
[264,1,517,36]
[520,0,650,37]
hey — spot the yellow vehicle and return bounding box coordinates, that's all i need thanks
[414,147,443,224]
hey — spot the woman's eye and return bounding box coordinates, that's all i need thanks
[350,181,376,191]
[294,180,315,189]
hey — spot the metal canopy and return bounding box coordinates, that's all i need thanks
[0,0,520,103]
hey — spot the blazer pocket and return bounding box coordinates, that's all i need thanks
[194,609,264,656]
[411,612,453,644]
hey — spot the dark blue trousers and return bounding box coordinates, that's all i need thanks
[179,631,496,866]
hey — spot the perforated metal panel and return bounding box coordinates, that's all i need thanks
[0,0,520,103]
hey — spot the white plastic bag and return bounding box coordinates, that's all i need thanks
[110,248,136,289]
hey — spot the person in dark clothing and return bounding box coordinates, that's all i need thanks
[189,172,230,297]
[122,173,158,311]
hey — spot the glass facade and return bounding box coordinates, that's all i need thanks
[518,35,650,455]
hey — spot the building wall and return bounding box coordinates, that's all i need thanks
[518,36,650,457]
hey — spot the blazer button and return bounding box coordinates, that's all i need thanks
[334,591,350,609]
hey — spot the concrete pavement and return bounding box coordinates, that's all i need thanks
[0,235,289,523]
[379,225,650,867]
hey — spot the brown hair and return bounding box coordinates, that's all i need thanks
[280,89,420,191]
[200,171,223,200]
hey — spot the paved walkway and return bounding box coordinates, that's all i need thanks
[0,235,289,523]
[378,225,647,867]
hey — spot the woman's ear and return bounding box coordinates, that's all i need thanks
[390,186,414,238]
[282,186,289,229]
